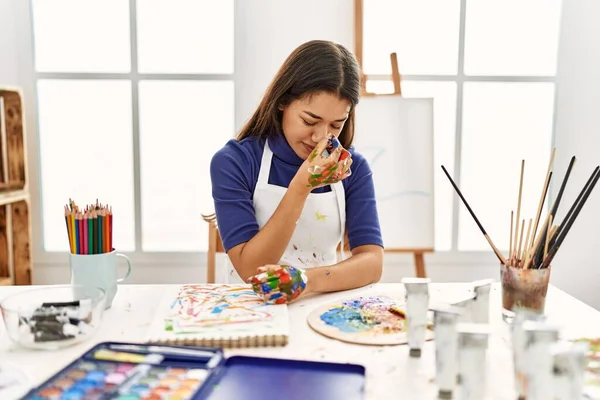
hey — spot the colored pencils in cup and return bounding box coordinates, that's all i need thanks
[64,199,113,254]
[441,148,600,270]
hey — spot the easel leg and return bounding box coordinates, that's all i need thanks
[414,252,426,278]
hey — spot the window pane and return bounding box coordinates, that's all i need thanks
[366,81,457,251]
[136,0,234,74]
[459,82,555,251]
[464,0,562,76]
[37,80,135,251]
[32,0,130,72]
[139,81,234,251]
[363,0,461,75]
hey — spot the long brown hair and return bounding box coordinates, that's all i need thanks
[236,40,361,149]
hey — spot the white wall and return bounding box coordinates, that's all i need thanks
[234,0,355,130]
[551,0,600,309]
[0,0,19,85]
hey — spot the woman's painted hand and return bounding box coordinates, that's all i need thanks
[247,264,308,304]
[302,134,353,189]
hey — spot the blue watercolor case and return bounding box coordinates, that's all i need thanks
[23,341,366,400]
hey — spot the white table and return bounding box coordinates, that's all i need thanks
[1,282,599,399]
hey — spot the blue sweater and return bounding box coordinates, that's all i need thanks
[210,134,384,252]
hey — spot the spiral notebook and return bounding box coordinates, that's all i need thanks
[145,284,290,348]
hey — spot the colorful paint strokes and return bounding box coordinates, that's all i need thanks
[307,157,352,187]
[320,135,341,158]
[248,265,307,304]
[319,296,434,335]
[306,135,352,187]
[572,337,600,397]
[319,296,407,334]
[166,285,273,333]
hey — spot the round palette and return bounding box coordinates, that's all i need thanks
[307,294,435,346]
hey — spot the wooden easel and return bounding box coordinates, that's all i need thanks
[354,0,433,278]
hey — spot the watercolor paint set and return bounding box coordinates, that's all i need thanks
[23,341,366,399]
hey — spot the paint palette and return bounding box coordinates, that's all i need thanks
[24,341,366,400]
[23,342,217,400]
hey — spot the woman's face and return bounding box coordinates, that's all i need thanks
[280,91,351,160]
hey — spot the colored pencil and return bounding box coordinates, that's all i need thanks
[63,200,114,255]
[88,212,94,255]
[104,209,109,253]
[70,212,76,252]
[83,214,88,255]
[108,207,113,251]
[98,210,103,254]
[75,216,80,255]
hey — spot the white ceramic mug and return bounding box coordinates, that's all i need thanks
[69,250,132,309]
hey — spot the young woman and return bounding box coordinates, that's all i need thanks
[210,40,383,304]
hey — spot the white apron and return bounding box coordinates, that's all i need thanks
[220,139,347,283]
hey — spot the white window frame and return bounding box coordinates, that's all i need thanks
[20,0,236,269]
[356,0,559,257]
[15,0,559,275]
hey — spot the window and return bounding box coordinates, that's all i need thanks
[32,0,234,253]
[359,0,562,252]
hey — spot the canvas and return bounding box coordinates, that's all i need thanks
[146,284,290,347]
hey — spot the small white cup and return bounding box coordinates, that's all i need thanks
[69,250,132,309]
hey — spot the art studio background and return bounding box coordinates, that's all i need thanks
[0,1,599,308]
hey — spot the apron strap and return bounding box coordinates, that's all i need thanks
[257,139,274,186]
[332,181,347,260]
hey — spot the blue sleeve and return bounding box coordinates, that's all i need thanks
[210,140,260,252]
[344,150,384,249]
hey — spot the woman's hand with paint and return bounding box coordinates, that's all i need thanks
[247,265,308,304]
[302,134,353,189]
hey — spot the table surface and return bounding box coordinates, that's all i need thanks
[1,282,599,399]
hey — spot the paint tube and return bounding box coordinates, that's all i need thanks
[522,320,561,400]
[471,279,493,324]
[552,340,588,400]
[431,304,464,399]
[511,307,546,399]
[456,323,490,400]
[452,293,475,324]
[402,277,430,357]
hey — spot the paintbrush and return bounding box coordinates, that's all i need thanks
[513,160,526,267]
[545,165,600,255]
[441,165,507,265]
[541,166,600,268]
[530,156,576,267]
[530,148,556,249]
[389,305,434,330]
[389,305,406,318]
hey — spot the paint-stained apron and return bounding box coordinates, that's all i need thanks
[220,139,347,284]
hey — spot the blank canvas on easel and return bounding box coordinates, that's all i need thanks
[353,95,435,250]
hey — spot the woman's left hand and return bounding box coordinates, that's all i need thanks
[247,265,308,304]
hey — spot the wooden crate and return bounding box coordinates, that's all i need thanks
[0,87,32,285]
[0,199,32,286]
[0,88,26,190]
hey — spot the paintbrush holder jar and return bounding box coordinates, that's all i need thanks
[500,263,551,323]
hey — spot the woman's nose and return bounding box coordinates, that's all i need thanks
[311,125,329,143]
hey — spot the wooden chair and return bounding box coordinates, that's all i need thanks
[202,213,428,283]
[201,213,224,284]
